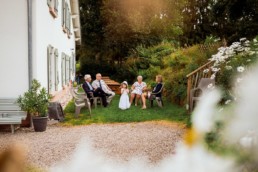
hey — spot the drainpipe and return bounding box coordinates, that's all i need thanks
[27,0,33,88]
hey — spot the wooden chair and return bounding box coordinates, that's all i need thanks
[150,83,165,108]
[190,78,215,112]
[69,88,91,118]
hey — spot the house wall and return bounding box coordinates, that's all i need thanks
[33,0,76,95]
[0,0,77,98]
[0,0,29,98]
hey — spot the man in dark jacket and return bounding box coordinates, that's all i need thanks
[82,74,108,107]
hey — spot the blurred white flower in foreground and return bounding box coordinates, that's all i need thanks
[237,66,245,73]
[192,89,221,134]
[225,65,258,144]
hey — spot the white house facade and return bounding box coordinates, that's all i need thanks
[0,0,81,99]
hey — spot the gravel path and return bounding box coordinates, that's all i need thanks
[0,122,185,170]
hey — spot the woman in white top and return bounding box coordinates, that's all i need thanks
[130,75,147,106]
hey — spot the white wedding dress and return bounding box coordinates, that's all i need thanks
[119,89,130,110]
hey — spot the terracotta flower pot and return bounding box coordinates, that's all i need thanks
[32,116,48,132]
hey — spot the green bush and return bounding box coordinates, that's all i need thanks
[161,45,218,105]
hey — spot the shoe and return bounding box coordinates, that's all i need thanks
[141,106,146,110]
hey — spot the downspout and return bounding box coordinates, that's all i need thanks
[27,0,33,88]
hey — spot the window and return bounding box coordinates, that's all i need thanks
[47,0,58,18]
[61,53,66,86]
[65,55,70,84]
[47,45,59,93]
[62,1,72,38]
[70,53,75,81]
[54,49,59,91]
[61,53,71,86]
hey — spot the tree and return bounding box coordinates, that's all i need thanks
[211,0,258,43]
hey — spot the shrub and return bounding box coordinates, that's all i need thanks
[161,45,219,105]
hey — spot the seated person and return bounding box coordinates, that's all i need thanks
[141,75,163,109]
[130,75,147,106]
[82,74,108,107]
[92,73,115,103]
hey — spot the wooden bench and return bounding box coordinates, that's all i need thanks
[0,99,27,133]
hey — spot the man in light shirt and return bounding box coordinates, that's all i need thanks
[82,74,108,107]
[92,73,115,103]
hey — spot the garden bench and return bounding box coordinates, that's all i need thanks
[0,99,27,133]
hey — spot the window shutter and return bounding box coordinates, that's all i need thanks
[66,56,70,84]
[62,0,65,26]
[65,4,69,32]
[54,0,59,12]
[54,49,59,91]
[61,53,66,86]
[47,46,53,92]
[68,12,71,35]
[47,0,52,7]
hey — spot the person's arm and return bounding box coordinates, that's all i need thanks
[104,81,112,91]
[142,82,147,92]
[131,83,136,91]
[121,88,124,94]
[82,83,92,94]
[152,83,162,93]
[91,80,98,90]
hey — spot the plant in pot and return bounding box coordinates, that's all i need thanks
[16,79,51,132]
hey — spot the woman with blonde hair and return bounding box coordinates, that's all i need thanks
[141,75,163,109]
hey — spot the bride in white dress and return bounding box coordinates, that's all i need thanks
[119,81,130,110]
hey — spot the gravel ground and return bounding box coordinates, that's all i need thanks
[0,122,185,170]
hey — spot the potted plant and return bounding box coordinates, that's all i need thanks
[17,79,51,132]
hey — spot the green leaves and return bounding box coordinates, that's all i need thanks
[16,79,51,117]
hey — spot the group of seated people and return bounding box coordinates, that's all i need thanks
[82,73,163,109]
[130,75,163,109]
[82,73,115,107]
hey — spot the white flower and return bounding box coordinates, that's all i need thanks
[237,66,245,73]
[247,59,252,62]
[236,47,244,52]
[225,100,232,105]
[192,89,221,133]
[160,144,235,172]
[225,66,233,70]
[207,83,214,89]
[253,38,257,43]
[240,37,247,42]
[239,130,258,148]
[248,51,255,56]
[210,74,216,79]
[244,47,251,52]
[203,69,210,73]
[237,78,242,83]
[218,108,224,112]
[225,64,258,144]
[211,67,220,72]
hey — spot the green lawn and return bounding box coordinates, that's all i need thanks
[62,95,190,126]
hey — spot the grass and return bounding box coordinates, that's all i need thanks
[62,95,190,126]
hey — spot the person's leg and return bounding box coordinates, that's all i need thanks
[135,94,141,106]
[93,89,108,107]
[130,93,136,104]
[141,93,147,109]
[106,90,115,103]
